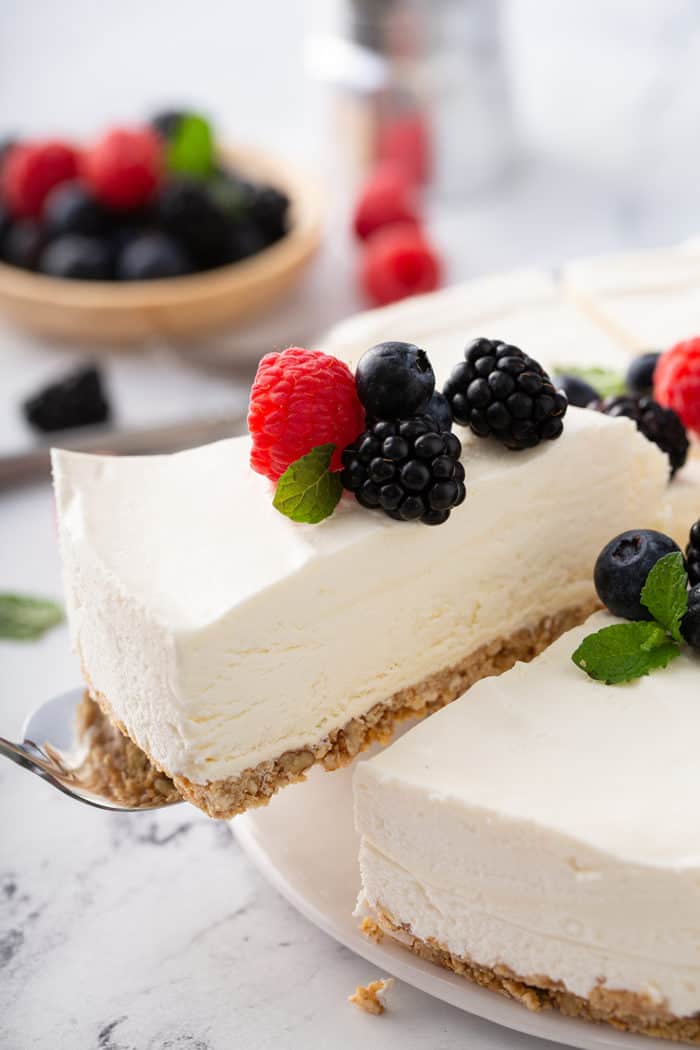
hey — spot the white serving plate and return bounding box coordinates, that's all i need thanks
[234,758,657,1050]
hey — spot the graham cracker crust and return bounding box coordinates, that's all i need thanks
[88,599,598,820]
[367,906,700,1044]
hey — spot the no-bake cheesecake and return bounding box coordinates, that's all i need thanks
[52,405,667,818]
[354,609,700,1041]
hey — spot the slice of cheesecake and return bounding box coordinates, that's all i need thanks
[52,408,668,818]
[354,611,700,1041]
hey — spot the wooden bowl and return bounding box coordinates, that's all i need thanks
[0,146,322,347]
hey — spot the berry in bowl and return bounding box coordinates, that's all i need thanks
[0,111,321,346]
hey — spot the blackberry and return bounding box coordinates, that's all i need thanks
[686,520,700,587]
[225,221,267,264]
[597,395,688,477]
[443,338,567,450]
[154,179,229,266]
[681,585,700,651]
[341,416,465,525]
[23,364,111,433]
[248,184,290,243]
[626,351,661,397]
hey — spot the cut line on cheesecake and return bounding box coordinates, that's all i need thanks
[84,601,597,819]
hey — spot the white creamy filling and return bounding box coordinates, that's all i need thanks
[357,841,700,1018]
[353,614,700,1017]
[53,412,668,784]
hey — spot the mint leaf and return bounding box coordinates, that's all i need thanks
[641,552,689,643]
[0,594,64,641]
[571,621,680,684]
[273,444,342,524]
[553,365,625,399]
[166,114,214,179]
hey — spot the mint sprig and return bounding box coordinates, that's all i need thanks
[166,114,215,179]
[0,594,64,641]
[572,552,689,684]
[553,365,625,399]
[273,444,342,524]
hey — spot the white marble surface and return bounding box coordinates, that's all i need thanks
[3,2,700,1047]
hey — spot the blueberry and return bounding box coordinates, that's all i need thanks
[423,391,453,432]
[2,220,44,269]
[553,373,599,408]
[39,235,112,280]
[116,232,192,280]
[594,529,681,621]
[626,352,661,398]
[155,180,229,267]
[43,182,108,238]
[356,341,435,419]
[681,585,700,651]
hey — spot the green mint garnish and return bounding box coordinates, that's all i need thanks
[572,552,690,684]
[572,621,681,684]
[553,365,625,399]
[273,444,342,525]
[166,114,215,179]
[0,594,64,641]
[640,552,689,643]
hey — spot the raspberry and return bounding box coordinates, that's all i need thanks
[248,347,365,482]
[3,140,79,218]
[353,165,419,242]
[444,338,567,450]
[341,417,465,525]
[376,113,431,185]
[654,337,700,436]
[596,395,688,477]
[82,127,162,210]
[360,224,441,307]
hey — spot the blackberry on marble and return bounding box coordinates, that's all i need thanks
[341,416,465,525]
[597,395,688,477]
[443,337,567,450]
[686,520,700,587]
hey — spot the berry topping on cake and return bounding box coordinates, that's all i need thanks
[82,127,162,210]
[626,351,661,397]
[681,585,700,651]
[23,364,111,433]
[594,529,681,622]
[248,347,365,482]
[3,140,80,218]
[360,224,441,306]
[353,165,419,242]
[444,338,567,450]
[686,520,700,587]
[552,372,599,408]
[341,417,465,525]
[596,395,688,477]
[654,337,700,437]
[355,341,435,420]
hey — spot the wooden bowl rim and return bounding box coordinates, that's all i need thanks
[0,144,322,309]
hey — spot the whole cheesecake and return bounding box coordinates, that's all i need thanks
[354,610,700,1041]
[52,406,667,818]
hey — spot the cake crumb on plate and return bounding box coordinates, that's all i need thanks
[348,978,394,1015]
[359,916,384,943]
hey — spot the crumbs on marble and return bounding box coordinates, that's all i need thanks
[359,916,384,943]
[348,978,394,1015]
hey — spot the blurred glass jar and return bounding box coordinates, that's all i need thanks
[306,0,517,197]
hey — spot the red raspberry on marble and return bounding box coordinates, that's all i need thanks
[248,347,366,482]
[352,164,420,242]
[654,337,700,437]
[82,127,162,210]
[3,140,80,218]
[360,223,442,307]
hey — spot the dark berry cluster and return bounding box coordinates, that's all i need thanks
[23,365,110,433]
[443,338,567,450]
[597,395,689,477]
[686,520,700,587]
[0,110,289,281]
[341,417,465,525]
